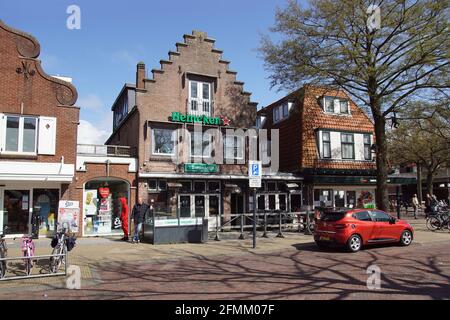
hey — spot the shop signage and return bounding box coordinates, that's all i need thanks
[98,187,110,199]
[58,201,80,233]
[185,163,218,173]
[170,112,230,126]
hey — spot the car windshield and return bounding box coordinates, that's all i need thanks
[320,211,347,221]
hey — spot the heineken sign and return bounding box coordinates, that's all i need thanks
[170,112,230,126]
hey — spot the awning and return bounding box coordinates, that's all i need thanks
[0,161,74,182]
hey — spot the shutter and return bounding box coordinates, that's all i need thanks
[0,113,4,152]
[38,116,57,155]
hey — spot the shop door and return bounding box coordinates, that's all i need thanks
[2,190,31,235]
[206,195,220,231]
[179,195,192,218]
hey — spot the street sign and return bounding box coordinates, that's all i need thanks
[249,161,262,188]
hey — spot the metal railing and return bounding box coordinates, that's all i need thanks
[213,211,315,241]
[77,144,136,157]
[0,253,67,281]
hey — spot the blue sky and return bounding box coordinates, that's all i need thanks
[0,0,297,144]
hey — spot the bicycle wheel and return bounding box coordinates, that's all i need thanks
[426,217,440,231]
[0,249,6,279]
[50,245,62,273]
[24,251,32,276]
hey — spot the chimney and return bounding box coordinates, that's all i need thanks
[136,61,146,89]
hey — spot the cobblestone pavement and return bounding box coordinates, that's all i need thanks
[0,218,449,300]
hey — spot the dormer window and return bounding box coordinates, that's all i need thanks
[273,101,293,124]
[322,96,350,115]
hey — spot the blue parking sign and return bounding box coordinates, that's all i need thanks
[252,164,259,176]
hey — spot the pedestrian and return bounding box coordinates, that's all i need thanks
[412,194,419,219]
[131,197,150,243]
[119,197,129,241]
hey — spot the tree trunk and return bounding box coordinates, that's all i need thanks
[426,169,434,196]
[374,115,389,211]
[417,163,422,204]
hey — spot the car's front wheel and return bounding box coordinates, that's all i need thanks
[347,234,362,253]
[399,230,413,246]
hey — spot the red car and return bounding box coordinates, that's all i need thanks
[314,208,414,252]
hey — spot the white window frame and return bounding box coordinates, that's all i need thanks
[152,128,176,156]
[189,81,212,116]
[1,115,38,155]
[323,96,351,115]
[224,135,244,160]
[190,131,212,158]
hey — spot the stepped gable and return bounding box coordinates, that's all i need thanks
[142,30,258,108]
[0,19,78,106]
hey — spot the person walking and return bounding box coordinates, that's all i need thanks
[412,194,420,219]
[119,197,129,241]
[131,197,150,243]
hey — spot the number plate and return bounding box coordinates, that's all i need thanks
[320,236,330,241]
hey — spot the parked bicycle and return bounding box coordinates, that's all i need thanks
[49,223,76,273]
[21,235,35,276]
[0,227,8,279]
[297,213,315,233]
[426,210,450,232]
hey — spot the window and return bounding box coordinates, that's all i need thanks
[282,103,289,118]
[152,128,175,155]
[369,211,391,222]
[158,180,167,191]
[194,181,206,192]
[3,115,38,154]
[341,133,355,159]
[340,100,349,114]
[190,131,212,158]
[364,134,372,160]
[224,135,244,159]
[322,131,331,159]
[180,181,192,192]
[207,181,220,192]
[324,97,335,113]
[189,81,212,115]
[273,107,280,123]
[148,179,157,191]
[354,211,372,222]
[267,182,277,191]
[279,194,287,211]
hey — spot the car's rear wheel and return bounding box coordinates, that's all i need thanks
[347,234,362,253]
[399,230,413,246]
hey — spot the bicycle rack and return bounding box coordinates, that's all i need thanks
[0,253,67,281]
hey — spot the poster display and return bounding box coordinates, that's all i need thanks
[58,200,80,233]
[83,189,98,216]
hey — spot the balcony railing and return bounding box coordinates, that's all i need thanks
[188,98,214,117]
[77,144,136,157]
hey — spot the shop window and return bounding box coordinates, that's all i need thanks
[346,191,356,208]
[179,195,191,218]
[267,182,277,192]
[194,181,206,192]
[158,180,167,191]
[148,179,157,191]
[33,189,59,237]
[334,190,345,208]
[152,128,175,155]
[279,194,287,211]
[180,181,192,192]
[207,181,220,192]
[194,196,205,217]
[314,189,333,207]
[209,195,219,216]
[268,195,276,210]
[257,195,265,212]
[3,115,38,154]
[3,190,30,234]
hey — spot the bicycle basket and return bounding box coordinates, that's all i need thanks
[50,236,58,248]
[65,237,76,252]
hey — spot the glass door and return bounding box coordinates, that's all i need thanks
[194,196,205,218]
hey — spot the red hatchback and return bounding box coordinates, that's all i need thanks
[314,209,414,252]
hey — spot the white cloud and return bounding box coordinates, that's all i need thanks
[78,94,104,110]
[77,119,111,145]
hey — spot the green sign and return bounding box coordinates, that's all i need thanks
[185,163,218,173]
[170,112,230,126]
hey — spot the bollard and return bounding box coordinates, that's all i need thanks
[214,214,220,241]
[262,211,268,238]
[276,211,284,238]
[239,213,245,240]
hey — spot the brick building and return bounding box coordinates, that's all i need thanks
[0,20,79,237]
[106,30,303,231]
[258,85,378,209]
